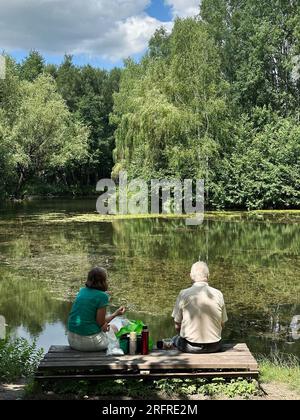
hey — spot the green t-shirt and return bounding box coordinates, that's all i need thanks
[68,287,109,336]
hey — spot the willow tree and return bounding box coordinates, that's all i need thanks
[112,18,230,183]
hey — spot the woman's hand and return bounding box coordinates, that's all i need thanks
[104,306,127,324]
[101,322,110,333]
[116,306,126,316]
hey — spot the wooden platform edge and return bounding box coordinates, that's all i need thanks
[35,342,259,382]
[35,370,260,382]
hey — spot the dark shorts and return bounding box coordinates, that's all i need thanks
[173,336,222,354]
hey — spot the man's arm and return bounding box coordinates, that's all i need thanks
[221,298,228,330]
[172,292,183,333]
[174,321,181,333]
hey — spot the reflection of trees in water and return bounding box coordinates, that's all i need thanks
[110,219,300,315]
[268,304,300,342]
[0,215,299,347]
[0,273,71,335]
[0,221,115,335]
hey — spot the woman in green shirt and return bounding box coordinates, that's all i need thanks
[68,267,126,351]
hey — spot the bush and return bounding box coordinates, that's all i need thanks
[41,377,259,399]
[0,337,43,382]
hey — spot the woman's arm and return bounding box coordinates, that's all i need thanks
[96,306,127,332]
[96,308,110,332]
[105,306,126,324]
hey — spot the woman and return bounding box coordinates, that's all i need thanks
[67,267,126,351]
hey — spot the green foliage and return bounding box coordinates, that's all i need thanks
[19,51,45,82]
[0,337,43,382]
[155,377,258,398]
[112,18,231,181]
[111,3,300,210]
[3,73,89,196]
[211,110,300,209]
[1,2,300,208]
[201,0,300,114]
[0,54,120,198]
[39,377,258,399]
[259,353,300,392]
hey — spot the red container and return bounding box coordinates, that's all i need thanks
[141,325,149,355]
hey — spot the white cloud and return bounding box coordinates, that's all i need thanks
[0,0,172,61]
[165,0,200,18]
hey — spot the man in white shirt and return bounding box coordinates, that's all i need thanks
[172,261,228,353]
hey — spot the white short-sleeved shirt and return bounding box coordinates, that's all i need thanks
[172,282,228,344]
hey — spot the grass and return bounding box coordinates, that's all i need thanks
[259,353,300,393]
[27,377,260,400]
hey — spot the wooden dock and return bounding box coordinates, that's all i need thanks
[35,343,259,381]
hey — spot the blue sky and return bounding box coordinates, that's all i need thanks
[1,1,200,69]
[146,0,173,22]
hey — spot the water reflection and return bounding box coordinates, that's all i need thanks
[0,200,299,358]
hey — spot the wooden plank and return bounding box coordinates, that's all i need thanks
[38,361,258,370]
[42,356,257,366]
[44,346,254,360]
[44,346,253,356]
[37,342,258,377]
[47,343,249,353]
[43,355,256,363]
[39,361,258,370]
[43,349,255,358]
[35,371,259,381]
[41,351,257,362]
[40,354,257,366]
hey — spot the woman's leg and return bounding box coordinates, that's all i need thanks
[68,331,108,352]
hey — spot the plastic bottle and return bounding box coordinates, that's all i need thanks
[129,332,137,355]
[141,325,149,355]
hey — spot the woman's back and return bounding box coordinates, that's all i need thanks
[68,287,109,336]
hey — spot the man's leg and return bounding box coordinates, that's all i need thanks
[172,336,190,352]
[185,341,222,354]
[173,337,222,354]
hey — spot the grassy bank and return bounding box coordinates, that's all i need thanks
[259,354,300,394]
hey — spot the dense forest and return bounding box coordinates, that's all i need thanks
[0,53,121,198]
[0,0,300,209]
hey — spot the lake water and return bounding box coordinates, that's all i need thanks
[0,199,299,359]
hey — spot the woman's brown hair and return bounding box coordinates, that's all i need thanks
[86,267,108,291]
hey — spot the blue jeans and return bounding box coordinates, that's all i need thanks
[173,336,222,354]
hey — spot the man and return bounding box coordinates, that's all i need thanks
[172,262,228,353]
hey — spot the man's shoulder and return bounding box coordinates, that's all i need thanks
[178,285,224,300]
[207,285,224,300]
[178,286,194,298]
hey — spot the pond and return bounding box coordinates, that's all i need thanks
[0,199,299,360]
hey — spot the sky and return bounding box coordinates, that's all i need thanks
[0,0,200,69]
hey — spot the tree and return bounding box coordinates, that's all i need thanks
[19,50,45,82]
[211,109,300,209]
[7,75,89,196]
[56,55,81,112]
[112,18,231,184]
[148,27,171,60]
[201,0,300,115]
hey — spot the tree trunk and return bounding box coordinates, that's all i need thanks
[14,171,26,199]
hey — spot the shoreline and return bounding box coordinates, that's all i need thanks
[16,210,300,225]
